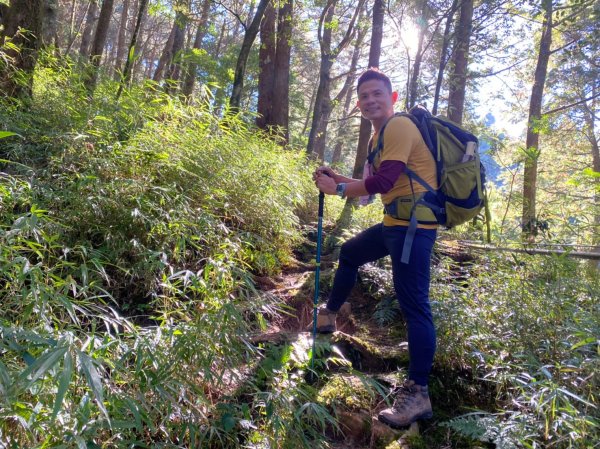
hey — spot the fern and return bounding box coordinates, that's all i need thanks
[442,412,525,449]
[373,296,401,326]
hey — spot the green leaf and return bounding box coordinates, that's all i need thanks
[0,131,18,139]
[571,337,597,350]
[0,359,11,397]
[557,387,597,408]
[78,351,109,420]
[19,345,68,389]
[221,412,236,431]
[52,351,73,420]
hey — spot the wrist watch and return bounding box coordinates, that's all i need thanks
[336,183,347,198]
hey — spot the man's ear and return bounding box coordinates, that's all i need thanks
[392,91,399,103]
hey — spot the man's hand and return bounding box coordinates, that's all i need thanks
[315,172,337,195]
[313,166,338,183]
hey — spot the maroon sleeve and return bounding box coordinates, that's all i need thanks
[364,160,406,195]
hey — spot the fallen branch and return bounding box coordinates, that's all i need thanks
[460,242,600,260]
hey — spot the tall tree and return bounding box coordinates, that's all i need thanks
[432,0,458,115]
[163,1,190,93]
[306,0,366,160]
[257,3,276,129]
[521,0,553,238]
[116,0,149,100]
[153,21,178,82]
[331,25,367,164]
[181,0,212,100]
[270,0,293,141]
[79,0,99,58]
[229,0,271,110]
[446,0,474,124]
[257,0,293,143]
[115,0,131,78]
[0,0,45,97]
[407,1,430,109]
[351,0,383,178]
[84,0,115,92]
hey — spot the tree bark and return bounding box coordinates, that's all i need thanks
[271,0,293,143]
[351,0,383,178]
[181,0,211,100]
[522,2,552,239]
[307,0,365,160]
[115,0,131,78]
[446,0,474,124]
[331,26,365,165]
[153,21,177,82]
[306,1,336,159]
[79,0,99,58]
[116,0,149,100]
[0,0,45,97]
[84,0,115,92]
[42,0,59,47]
[163,2,190,93]
[408,1,428,109]
[257,3,276,129]
[229,0,271,110]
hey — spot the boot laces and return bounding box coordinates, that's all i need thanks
[392,382,418,411]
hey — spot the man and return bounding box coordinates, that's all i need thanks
[313,68,437,428]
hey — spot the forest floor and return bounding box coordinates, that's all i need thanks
[251,226,496,449]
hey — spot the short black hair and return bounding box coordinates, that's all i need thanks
[356,68,392,94]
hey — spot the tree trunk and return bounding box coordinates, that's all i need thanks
[521,2,552,239]
[271,0,293,143]
[79,0,99,58]
[164,3,190,93]
[116,0,149,100]
[257,3,276,129]
[0,0,45,97]
[42,0,59,47]
[446,0,474,124]
[115,0,131,78]
[307,0,365,159]
[181,0,211,100]
[153,21,177,82]
[352,0,383,178]
[84,0,115,92]
[229,0,270,110]
[408,1,428,109]
[331,26,365,164]
[432,0,458,115]
[306,1,335,159]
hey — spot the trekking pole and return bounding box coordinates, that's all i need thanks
[309,190,325,376]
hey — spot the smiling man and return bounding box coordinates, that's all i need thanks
[313,68,438,428]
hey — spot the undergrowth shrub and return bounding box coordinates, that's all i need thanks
[0,57,324,448]
[432,252,599,448]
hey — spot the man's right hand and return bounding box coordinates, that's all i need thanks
[313,166,337,182]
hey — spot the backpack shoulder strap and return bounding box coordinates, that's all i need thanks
[367,112,415,165]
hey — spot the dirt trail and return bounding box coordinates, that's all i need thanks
[250,236,425,448]
[250,233,493,448]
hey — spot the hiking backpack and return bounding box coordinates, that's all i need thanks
[367,105,487,263]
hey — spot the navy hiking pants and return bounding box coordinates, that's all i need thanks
[326,223,437,386]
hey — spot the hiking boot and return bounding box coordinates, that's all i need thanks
[315,306,337,333]
[378,380,433,428]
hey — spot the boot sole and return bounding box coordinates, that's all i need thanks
[377,411,433,429]
[316,326,336,334]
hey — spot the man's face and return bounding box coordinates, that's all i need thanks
[357,79,397,124]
